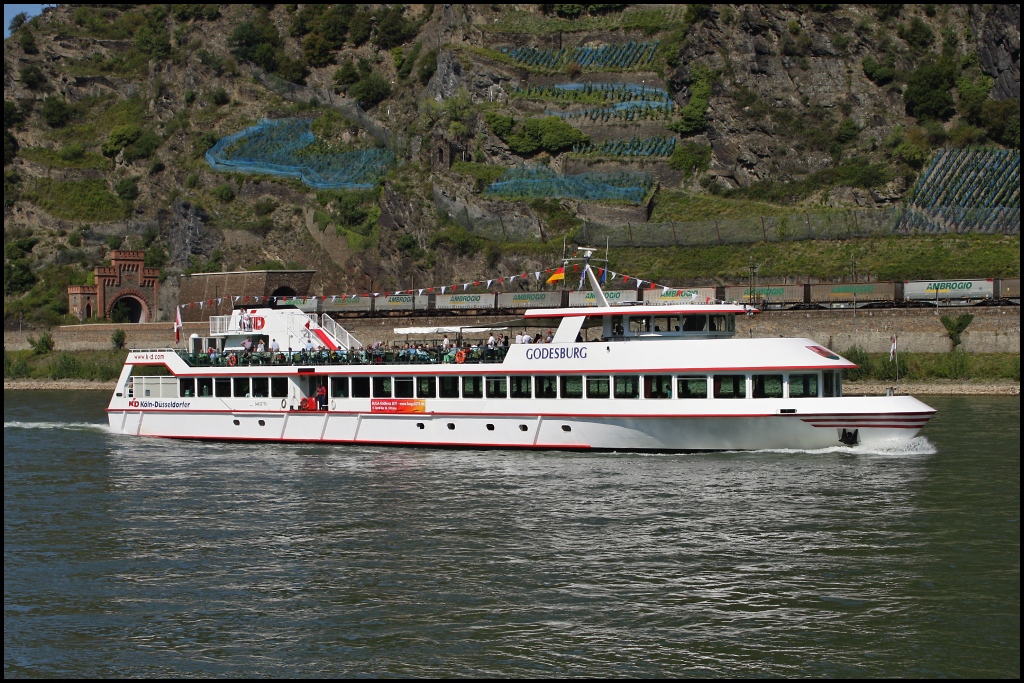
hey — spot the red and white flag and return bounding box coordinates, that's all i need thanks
[889,334,898,362]
[174,306,183,344]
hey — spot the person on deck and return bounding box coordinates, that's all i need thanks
[270,339,280,353]
[316,384,327,410]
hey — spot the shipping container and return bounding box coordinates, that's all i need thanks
[809,282,897,306]
[642,287,718,305]
[434,292,496,310]
[497,291,564,309]
[568,289,638,307]
[997,277,1020,301]
[723,284,805,306]
[904,279,994,301]
[322,295,373,313]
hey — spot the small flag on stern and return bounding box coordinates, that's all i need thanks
[890,334,898,362]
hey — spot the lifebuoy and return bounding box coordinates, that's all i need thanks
[227,354,238,366]
[455,349,466,364]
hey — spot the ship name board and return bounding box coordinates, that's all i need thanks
[525,346,588,360]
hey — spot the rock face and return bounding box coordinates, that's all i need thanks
[971,4,1021,102]
[423,49,515,104]
[158,199,217,270]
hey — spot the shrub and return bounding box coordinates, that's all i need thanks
[373,5,417,50]
[111,328,127,350]
[9,12,28,33]
[40,97,71,128]
[253,198,277,215]
[302,33,333,68]
[940,313,973,350]
[185,172,199,188]
[102,124,142,157]
[122,130,161,162]
[4,259,36,294]
[210,87,230,106]
[862,55,895,85]
[213,184,235,202]
[4,131,17,167]
[149,160,165,175]
[979,99,1020,148]
[114,178,139,201]
[418,47,439,85]
[835,118,859,144]
[505,117,587,155]
[485,112,515,139]
[667,65,712,136]
[904,61,955,120]
[19,29,38,54]
[667,142,712,177]
[28,331,55,356]
[348,72,391,108]
[333,59,360,87]
[248,216,275,237]
[897,17,935,52]
[19,65,47,90]
[59,144,85,161]
[347,9,373,46]
[107,234,123,250]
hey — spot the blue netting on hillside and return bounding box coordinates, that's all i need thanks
[502,41,659,69]
[573,136,676,157]
[206,119,395,190]
[485,165,654,204]
[900,148,1020,234]
[511,82,675,120]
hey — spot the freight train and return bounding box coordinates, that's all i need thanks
[305,278,1019,317]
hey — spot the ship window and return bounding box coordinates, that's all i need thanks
[628,317,651,334]
[681,315,707,332]
[179,378,195,397]
[609,315,624,338]
[198,377,213,397]
[394,376,414,398]
[614,375,640,399]
[486,376,507,399]
[519,424,528,432]
[653,316,676,333]
[486,423,495,431]
[416,376,436,399]
[233,377,250,398]
[215,377,231,397]
[439,376,460,398]
[823,371,838,398]
[587,376,610,399]
[252,377,269,398]
[713,374,746,399]
[372,377,392,398]
[752,374,783,398]
[462,376,483,399]
[351,376,370,398]
[535,375,558,399]
[509,375,532,398]
[788,373,818,398]
[710,315,728,332]
[560,375,583,399]
[677,376,708,399]
[271,377,289,398]
[644,375,673,399]
[330,376,349,398]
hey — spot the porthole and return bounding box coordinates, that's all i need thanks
[562,425,571,432]
[486,424,495,431]
[447,423,455,430]
[519,424,528,432]
[258,419,266,426]
[417,422,425,429]
[233,419,240,426]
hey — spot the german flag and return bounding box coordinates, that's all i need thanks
[545,266,565,284]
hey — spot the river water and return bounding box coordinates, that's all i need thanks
[4,391,1019,677]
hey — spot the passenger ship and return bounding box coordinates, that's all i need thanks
[107,251,935,450]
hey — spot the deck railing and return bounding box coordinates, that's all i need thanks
[174,347,510,368]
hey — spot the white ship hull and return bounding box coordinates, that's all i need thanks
[107,395,931,451]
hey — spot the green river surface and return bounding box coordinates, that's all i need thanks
[4,391,1019,677]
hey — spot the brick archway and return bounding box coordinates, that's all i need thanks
[107,290,151,323]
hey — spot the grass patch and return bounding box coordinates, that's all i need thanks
[18,146,111,170]
[840,350,1019,382]
[4,349,128,381]
[604,234,1020,282]
[24,179,131,221]
[651,190,815,222]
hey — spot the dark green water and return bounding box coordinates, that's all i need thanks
[4,391,1019,677]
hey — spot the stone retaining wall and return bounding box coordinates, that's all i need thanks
[4,307,1019,354]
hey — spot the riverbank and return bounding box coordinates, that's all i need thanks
[5,378,1019,395]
